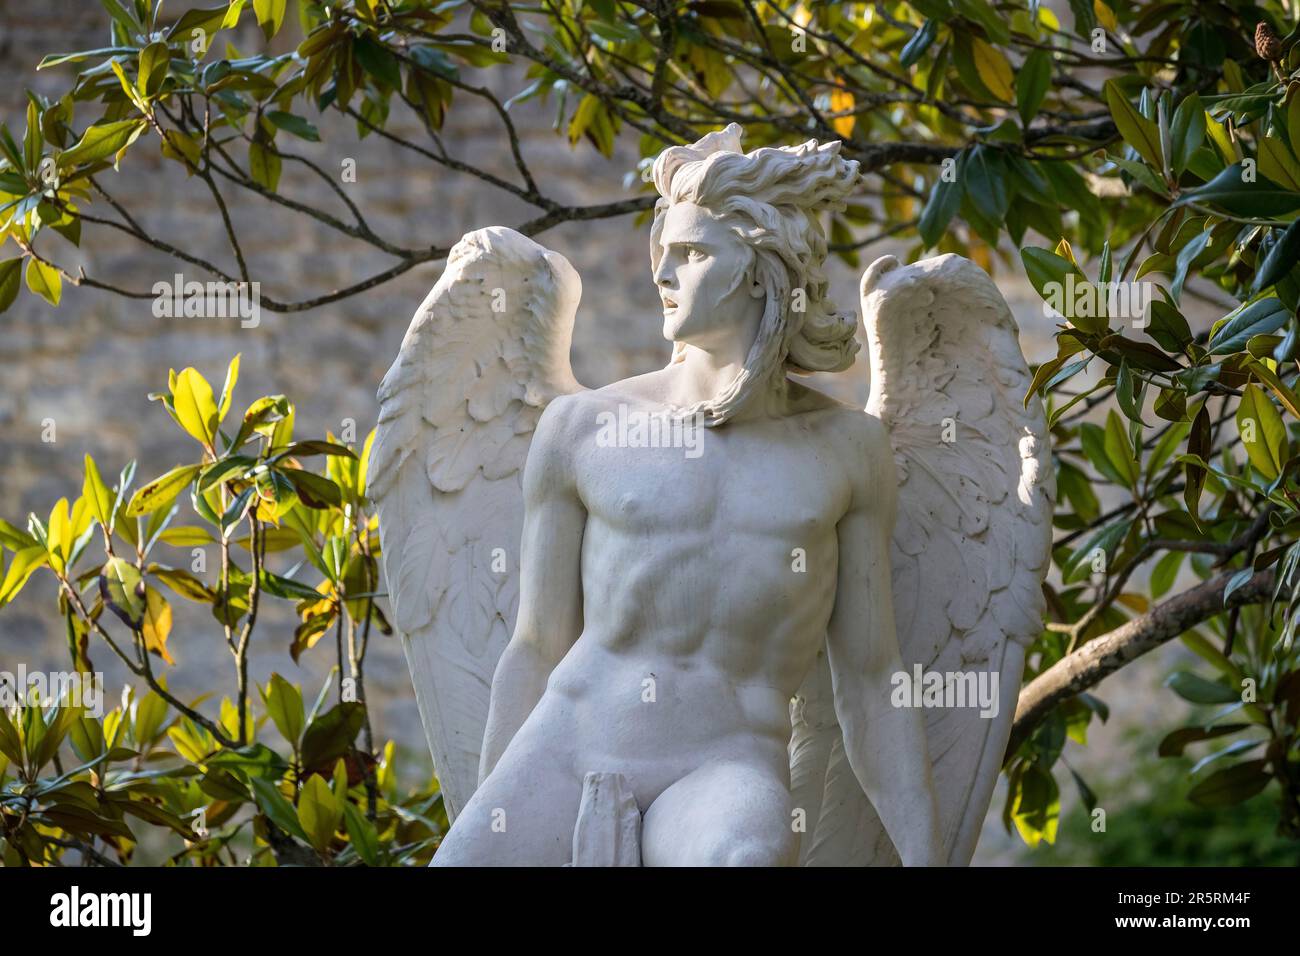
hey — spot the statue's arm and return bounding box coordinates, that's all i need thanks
[478,397,586,783]
[825,416,945,866]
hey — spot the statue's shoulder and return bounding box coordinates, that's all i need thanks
[786,381,883,440]
[784,381,891,486]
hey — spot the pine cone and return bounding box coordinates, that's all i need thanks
[1256,22,1283,61]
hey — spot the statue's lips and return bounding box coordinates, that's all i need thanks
[661,297,678,312]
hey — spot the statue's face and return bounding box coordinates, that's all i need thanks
[653,201,763,350]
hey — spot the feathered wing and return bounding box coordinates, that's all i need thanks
[794,253,1054,866]
[367,227,584,822]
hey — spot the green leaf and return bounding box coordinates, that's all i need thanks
[343,801,381,865]
[57,119,147,170]
[1169,228,1210,305]
[1021,247,1094,331]
[198,456,255,492]
[249,139,281,193]
[899,19,937,69]
[301,702,364,771]
[1104,79,1162,170]
[1017,50,1051,124]
[1063,519,1129,583]
[1185,759,1270,808]
[266,111,320,142]
[1207,298,1289,354]
[138,41,170,98]
[1179,165,1300,217]
[281,469,342,509]
[1168,93,1205,176]
[0,259,22,314]
[1164,670,1241,705]
[260,673,305,747]
[353,36,402,90]
[1150,549,1184,599]
[964,146,1009,222]
[1158,722,1249,757]
[1146,299,1192,351]
[100,556,146,629]
[1183,401,1211,526]
[1153,387,1186,422]
[918,160,964,248]
[1009,763,1059,848]
[25,258,61,306]
[250,777,310,842]
[1114,360,1146,424]
[1236,383,1287,480]
[1103,409,1140,488]
[1079,422,1128,486]
[1255,221,1300,294]
[297,773,342,854]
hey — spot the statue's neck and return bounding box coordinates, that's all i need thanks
[671,342,748,405]
[668,343,788,423]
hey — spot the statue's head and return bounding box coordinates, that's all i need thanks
[649,123,860,425]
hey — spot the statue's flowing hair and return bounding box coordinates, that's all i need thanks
[650,123,860,425]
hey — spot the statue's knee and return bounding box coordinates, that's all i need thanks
[697,825,795,866]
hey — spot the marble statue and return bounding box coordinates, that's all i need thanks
[368,124,1053,866]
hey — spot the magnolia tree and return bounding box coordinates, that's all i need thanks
[2,0,1300,864]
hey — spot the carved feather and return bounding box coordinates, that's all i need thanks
[795,253,1054,866]
[368,227,584,821]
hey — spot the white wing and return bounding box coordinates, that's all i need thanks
[367,227,584,821]
[795,253,1054,866]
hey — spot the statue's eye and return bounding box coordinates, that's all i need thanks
[685,247,705,262]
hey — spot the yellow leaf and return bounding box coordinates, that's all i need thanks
[829,89,855,138]
[567,94,601,147]
[83,455,115,530]
[1205,115,1239,163]
[47,497,70,572]
[1094,0,1118,33]
[25,257,61,306]
[971,37,1014,102]
[1258,137,1300,191]
[172,367,219,446]
[142,587,175,665]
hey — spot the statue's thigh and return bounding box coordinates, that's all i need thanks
[641,759,796,866]
[431,748,582,866]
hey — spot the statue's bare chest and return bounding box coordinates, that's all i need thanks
[572,410,852,541]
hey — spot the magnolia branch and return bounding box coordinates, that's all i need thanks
[1006,568,1276,759]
